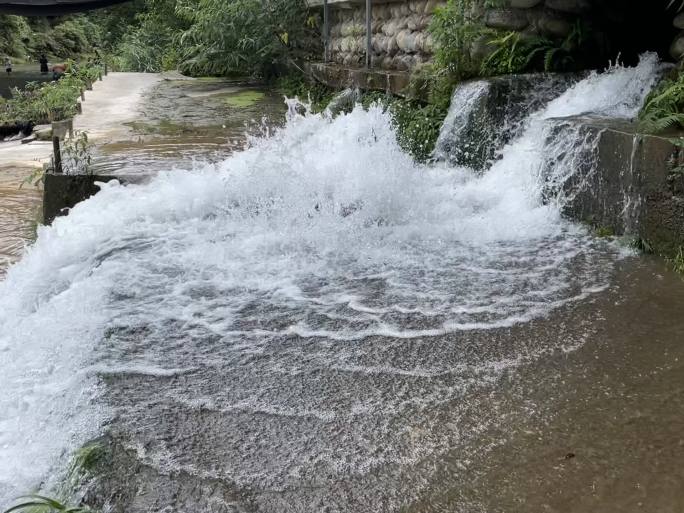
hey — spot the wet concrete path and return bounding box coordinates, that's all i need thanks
[0,74,285,275]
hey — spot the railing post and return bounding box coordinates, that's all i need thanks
[52,136,62,174]
[366,0,372,69]
[323,0,330,63]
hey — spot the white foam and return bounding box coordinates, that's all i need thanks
[0,55,662,505]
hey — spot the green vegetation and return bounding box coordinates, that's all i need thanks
[3,495,94,513]
[2,0,318,77]
[639,69,684,133]
[1,15,103,61]
[62,131,95,175]
[413,0,591,139]
[223,90,266,108]
[177,0,319,77]
[276,73,337,112]
[1,64,102,125]
[361,91,447,162]
[670,246,684,274]
[594,226,615,238]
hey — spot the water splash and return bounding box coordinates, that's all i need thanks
[0,54,663,507]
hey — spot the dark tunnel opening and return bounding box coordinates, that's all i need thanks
[588,0,680,67]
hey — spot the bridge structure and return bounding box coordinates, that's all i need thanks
[0,0,128,15]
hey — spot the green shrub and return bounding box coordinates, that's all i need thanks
[429,0,486,83]
[276,73,336,112]
[178,0,320,78]
[1,64,101,124]
[0,15,32,58]
[362,92,448,162]
[639,69,684,133]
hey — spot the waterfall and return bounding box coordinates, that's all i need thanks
[433,73,581,169]
[0,54,664,508]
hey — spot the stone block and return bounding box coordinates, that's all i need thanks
[485,8,530,31]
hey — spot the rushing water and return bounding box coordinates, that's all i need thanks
[0,55,681,511]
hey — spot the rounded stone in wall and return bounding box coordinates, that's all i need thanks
[409,0,424,13]
[407,13,421,31]
[470,34,497,61]
[423,0,442,15]
[396,29,418,53]
[544,0,591,14]
[671,31,684,60]
[392,54,411,71]
[537,12,572,37]
[485,8,530,31]
[675,12,684,30]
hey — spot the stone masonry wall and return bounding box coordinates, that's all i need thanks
[328,0,445,71]
[320,0,684,73]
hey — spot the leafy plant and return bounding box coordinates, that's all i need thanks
[430,0,487,83]
[670,246,684,274]
[276,72,337,112]
[480,31,530,75]
[362,92,448,162]
[524,20,587,72]
[20,166,47,189]
[178,0,320,78]
[639,70,684,133]
[62,131,94,175]
[3,495,94,513]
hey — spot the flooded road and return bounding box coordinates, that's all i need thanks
[94,78,287,175]
[0,76,285,275]
[1,61,684,513]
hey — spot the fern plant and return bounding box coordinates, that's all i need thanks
[480,32,530,75]
[524,20,587,72]
[639,71,684,133]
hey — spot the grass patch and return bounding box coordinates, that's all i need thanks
[594,226,615,238]
[71,441,106,474]
[223,90,265,108]
[670,246,684,274]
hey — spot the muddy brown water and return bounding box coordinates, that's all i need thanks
[0,167,41,276]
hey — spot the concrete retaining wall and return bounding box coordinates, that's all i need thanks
[553,119,684,255]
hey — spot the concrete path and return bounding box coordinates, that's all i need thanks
[0,72,162,169]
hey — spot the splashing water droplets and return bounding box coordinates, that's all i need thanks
[0,55,665,506]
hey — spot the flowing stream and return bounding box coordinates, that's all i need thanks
[1,55,684,512]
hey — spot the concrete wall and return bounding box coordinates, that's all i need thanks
[552,119,684,255]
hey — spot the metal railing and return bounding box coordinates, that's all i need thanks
[366,0,372,69]
[321,0,373,70]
